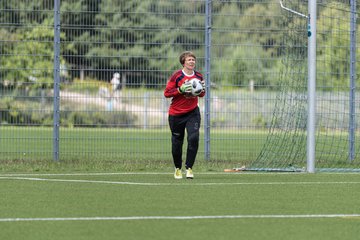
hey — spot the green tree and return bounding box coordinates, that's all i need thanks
[2,18,67,89]
[211,2,283,88]
[60,0,100,71]
[316,2,358,89]
[68,0,206,86]
[0,1,53,31]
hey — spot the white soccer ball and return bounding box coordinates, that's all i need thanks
[189,78,203,96]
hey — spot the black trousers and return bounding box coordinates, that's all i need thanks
[168,107,201,169]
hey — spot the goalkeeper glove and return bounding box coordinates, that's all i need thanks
[179,81,192,94]
[201,80,205,92]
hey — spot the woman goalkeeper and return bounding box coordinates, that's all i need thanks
[164,51,205,179]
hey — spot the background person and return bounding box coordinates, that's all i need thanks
[110,72,121,102]
[111,72,121,92]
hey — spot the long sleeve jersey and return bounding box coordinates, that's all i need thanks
[164,69,205,116]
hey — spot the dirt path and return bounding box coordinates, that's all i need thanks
[60,91,164,117]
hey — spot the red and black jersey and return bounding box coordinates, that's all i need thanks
[164,69,205,116]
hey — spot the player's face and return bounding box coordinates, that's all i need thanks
[183,56,196,71]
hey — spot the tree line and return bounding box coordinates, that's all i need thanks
[0,1,356,90]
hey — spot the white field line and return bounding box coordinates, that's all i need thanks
[1,171,359,177]
[0,172,172,177]
[1,214,360,222]
[1,176,360,186]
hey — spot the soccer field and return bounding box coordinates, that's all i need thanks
[0,172,359,240]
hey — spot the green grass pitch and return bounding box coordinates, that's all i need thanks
[0,127,266,170]
[0,172,359,240]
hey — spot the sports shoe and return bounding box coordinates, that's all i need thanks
[186,168,194,179]
[174,168,183,179]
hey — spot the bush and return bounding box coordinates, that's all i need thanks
[0,97,137,128]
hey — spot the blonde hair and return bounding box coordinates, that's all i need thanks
[179,51,196,65]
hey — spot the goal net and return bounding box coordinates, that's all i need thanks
[249,1,360,172]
